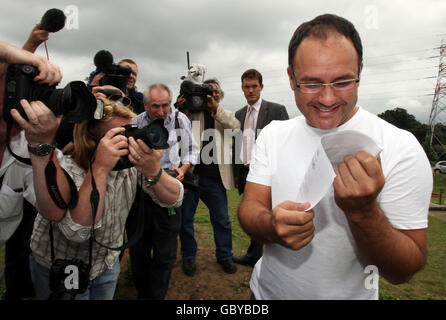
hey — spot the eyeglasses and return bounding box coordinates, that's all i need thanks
[290,67,360,94]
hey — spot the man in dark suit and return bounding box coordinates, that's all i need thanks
[233,69,289,267]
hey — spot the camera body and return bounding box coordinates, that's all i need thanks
[99,64,131,94]
[113,119,170,171]
[177,61,213,113]
[2,64,97,124]
[93,50,131,94]
[179,80,214,113]
[49,258,90,300]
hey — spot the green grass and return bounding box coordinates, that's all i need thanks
[194,190,250,255]
[379,215,446,300]
[431,173,446,204]
[197,190,446,300]
[2,189,445,300]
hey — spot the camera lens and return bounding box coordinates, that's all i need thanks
[148,127,161,144]
[191,95,204,108]
[146,121,168,148]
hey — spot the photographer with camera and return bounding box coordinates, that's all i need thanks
[3,20,59,300]
[119,59,144,114]
[10,96,183,300]
[126,83,198,299]
[0,41,62,284]
[56,51,134,150]
[178,77,240,276]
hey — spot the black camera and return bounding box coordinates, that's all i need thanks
[2,64,97,124]
[48,258,90,300]
[113,119,170,171]
[93,50,131,94]
[179,80,214,112]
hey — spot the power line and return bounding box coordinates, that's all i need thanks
[364,47,438,60]
[360,94,434,101]
[362,66,437,76]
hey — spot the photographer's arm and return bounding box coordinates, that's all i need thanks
[210,98,241,130]
[128,137,183,207]
[10,100,68,221]
[0,41,61,85]
[172,162,191,181]
[172,113,200,181]
[91,85,125,101]
[65,127,129,226]
[22,24,49,53]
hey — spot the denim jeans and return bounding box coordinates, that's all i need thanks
[180,175,233,261]
[29,253,120,300]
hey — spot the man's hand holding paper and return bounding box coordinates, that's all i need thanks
[270,201,315,251]
[333,151,385,216]
[296,130,383,210]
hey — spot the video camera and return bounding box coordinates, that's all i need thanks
[177,52,213,113]
[93,50,131,94]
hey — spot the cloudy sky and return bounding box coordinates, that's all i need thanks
[1,0,445,124]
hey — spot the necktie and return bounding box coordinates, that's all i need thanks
[242,105,255,165]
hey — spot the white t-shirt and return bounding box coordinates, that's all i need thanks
[0,131,35,247]
[247,107,433,300]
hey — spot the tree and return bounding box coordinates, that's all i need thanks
[377,107,436,161]
[378,107,428,145]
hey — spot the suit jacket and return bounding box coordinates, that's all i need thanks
[188,105,241,190]
[233,99,289,194]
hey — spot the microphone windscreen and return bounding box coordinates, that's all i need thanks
[93,50,114,71]
[40,8,66,33]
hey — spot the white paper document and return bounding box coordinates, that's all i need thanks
[296,130,383,211]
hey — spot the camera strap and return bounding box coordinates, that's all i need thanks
[175,111,183,165]
[49,222,93,268]
[45,149,79,210]
[88,151,145,251]
[6,123,31,165]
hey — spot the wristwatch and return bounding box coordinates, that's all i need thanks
[28,143,56,156]
[144,168,163,188]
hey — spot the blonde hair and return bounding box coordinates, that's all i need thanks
[62,99,137,170]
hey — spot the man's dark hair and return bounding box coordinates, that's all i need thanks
[288,14,363,74]
[241,69,263,85]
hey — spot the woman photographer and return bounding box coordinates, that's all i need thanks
[10,98,183,300]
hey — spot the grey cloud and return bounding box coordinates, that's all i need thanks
[0,0,445,120]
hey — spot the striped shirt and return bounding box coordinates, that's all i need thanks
[30,155,183,280]
[133,110,199,169]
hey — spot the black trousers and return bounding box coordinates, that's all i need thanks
[238,165,263,261]
[125,188,181,300]
[4,199,37,300]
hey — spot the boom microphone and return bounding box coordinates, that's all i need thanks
[40,8,66,33]
[93,50,114,72]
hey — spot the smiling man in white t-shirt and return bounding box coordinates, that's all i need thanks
[237,14,432,300]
